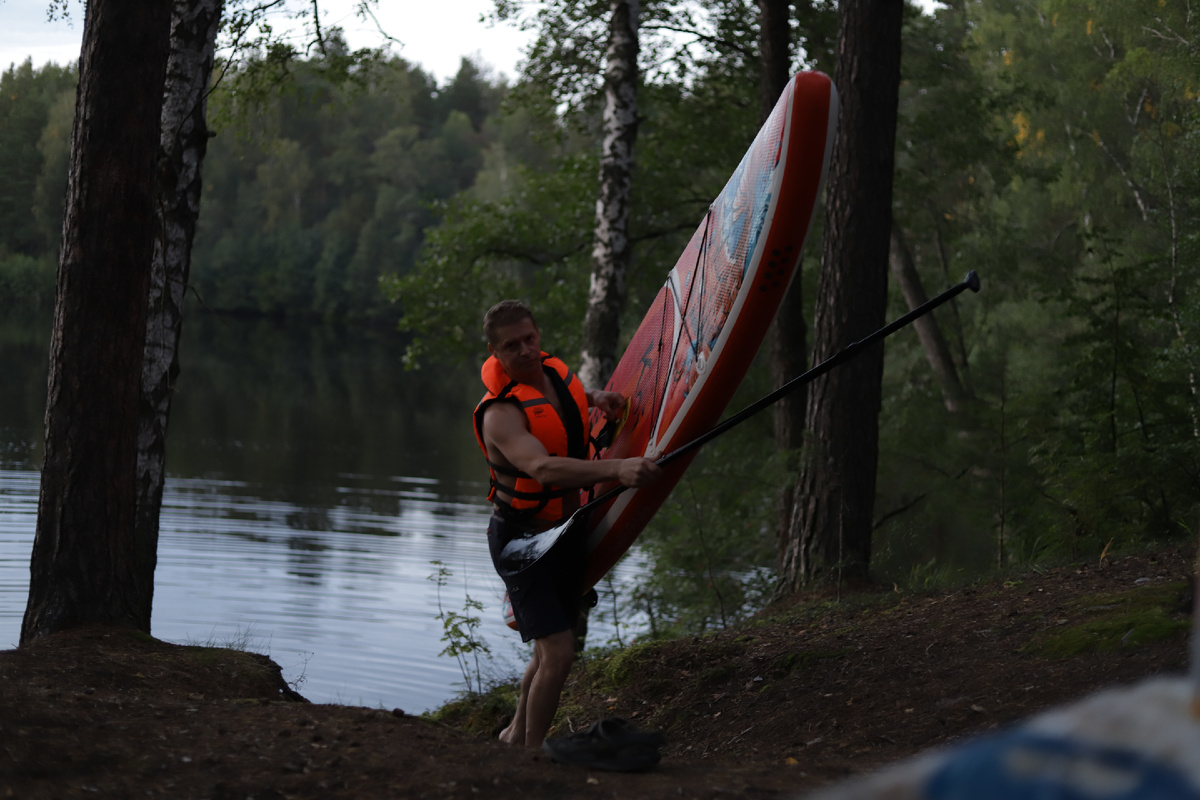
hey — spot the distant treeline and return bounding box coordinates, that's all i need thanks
[0,60,74,310]
[193,56,512,320]
[0,54,513,320]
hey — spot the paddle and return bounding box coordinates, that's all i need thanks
[498,270,983,579]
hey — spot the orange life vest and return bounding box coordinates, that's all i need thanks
[473,353,591,523]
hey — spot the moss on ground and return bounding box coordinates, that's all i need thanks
[1023,581,1190,658]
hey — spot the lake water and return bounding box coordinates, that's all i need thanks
[0,312,646,713]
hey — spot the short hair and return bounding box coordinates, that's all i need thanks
[483,300,537,346]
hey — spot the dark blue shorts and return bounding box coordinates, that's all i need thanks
[487,514,584,643]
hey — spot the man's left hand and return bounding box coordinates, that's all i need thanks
[590,390,628,419]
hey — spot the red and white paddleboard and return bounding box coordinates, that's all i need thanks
[499,72,835,629]
[580,72,837,590]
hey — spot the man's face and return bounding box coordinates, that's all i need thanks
[489,317,542,382]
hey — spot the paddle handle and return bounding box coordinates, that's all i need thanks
[586,271,982,510]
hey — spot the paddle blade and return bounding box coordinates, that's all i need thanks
[496,509,590,579]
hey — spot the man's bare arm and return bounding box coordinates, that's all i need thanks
[482,402,660,489]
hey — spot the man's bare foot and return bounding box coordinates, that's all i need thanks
[497,723,523,746]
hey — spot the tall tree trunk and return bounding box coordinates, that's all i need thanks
[758,0,807,559]
[575,0,639,652]
[758,0,791,124]
[889,225,970,413]
[776,0,903,595]
[578,0,640,391]
[136,0,224,595]
[22,0,174,643]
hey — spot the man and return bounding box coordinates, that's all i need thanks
[473,300,661,748]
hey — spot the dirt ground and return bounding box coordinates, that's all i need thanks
[1,542,1194,799]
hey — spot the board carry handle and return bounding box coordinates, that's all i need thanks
[591,270,982,509]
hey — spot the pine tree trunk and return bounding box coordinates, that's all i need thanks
[136,0,224,598]
[22,0,174,643]
[758,0,791,125]
[578,0,639,390]
[757,0,808,560]
[776,0,903,595]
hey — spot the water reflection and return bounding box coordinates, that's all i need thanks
[166,314,486,501]
[146,470,524,712]
[0,312,648,712]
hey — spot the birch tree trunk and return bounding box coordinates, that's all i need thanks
[578,0,640,390]
[573,0,639,651]
[22,0,173,643]
[776,0,903,595]
[136,0,224,592]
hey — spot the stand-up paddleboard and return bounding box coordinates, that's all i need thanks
[578,72,837,590]
[498,72,835,626]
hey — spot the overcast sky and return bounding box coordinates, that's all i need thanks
[0,0,534,84]
[2,1,941,85]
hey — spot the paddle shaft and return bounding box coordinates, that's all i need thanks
[585,270,982,510]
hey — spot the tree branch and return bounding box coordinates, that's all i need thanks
[640,22,756,61]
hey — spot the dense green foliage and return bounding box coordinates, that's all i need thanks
[386,0,774,364]
[0,59,75,308]
[192,52,506,320]
[874,0,1200,590]
[2,0,1196,638]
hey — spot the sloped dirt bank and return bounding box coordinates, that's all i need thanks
[1,542,1193,799]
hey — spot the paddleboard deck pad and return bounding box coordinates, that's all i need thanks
[581,71,836,590]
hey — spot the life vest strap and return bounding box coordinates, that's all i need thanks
[490,477,574,502]
[486,459,528,479]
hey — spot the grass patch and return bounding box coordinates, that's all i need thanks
[177,624,269,654]
[601,641,661,687]
[424,681,519,738]
[1023,582,1190,658]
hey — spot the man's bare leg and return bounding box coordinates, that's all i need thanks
[522,629,575,747]
[498,648,540,745]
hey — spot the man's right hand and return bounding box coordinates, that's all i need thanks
[617,457,662,488]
